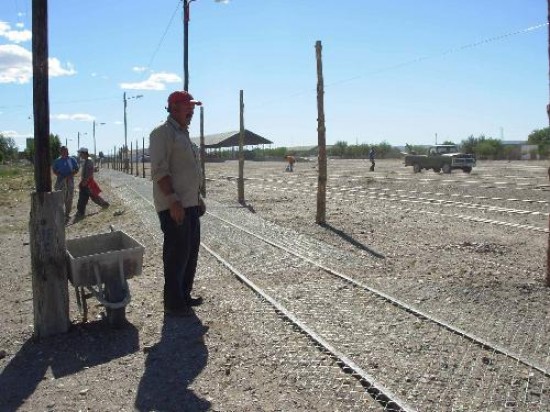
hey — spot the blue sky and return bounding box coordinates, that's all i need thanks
[0,0,548,154]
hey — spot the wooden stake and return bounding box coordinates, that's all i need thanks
[200,106,206,197]
[315,41,327,224]
[142,137,146,179]
[546,0,550,286]
[238,90,245,203]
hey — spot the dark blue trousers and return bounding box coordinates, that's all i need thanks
[158,206,201,310]
[77,186,91,215]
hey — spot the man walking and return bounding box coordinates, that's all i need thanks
[75,147,109,220]
[369,147,376,172]
[52,145,79,223]
[150,91,205,317]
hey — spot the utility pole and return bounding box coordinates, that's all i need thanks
[183,0,228,90]
[30,0,69,338]
[183,0,195,91]
[123,92,128,172]
[123,92,142,173]
[93,120,106,159]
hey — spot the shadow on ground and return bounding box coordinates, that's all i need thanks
[0,320,139,412]
[134,312,210,411]
[320,222,385,259]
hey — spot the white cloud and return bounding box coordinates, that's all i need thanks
[0,44,31,83]
[0,21,31,43]
[51,113,95,122]
[120,72,181,91]
[0,44,76,84]
[0,130,19,137]
[49,58,76,77]
[132,66,147,73]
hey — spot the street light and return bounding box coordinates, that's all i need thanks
[77,131,88,150]
[183,0,229,91]
[123,92,143,172]
[93,120,106,158]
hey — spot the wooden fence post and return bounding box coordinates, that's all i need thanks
[135,139,139,177]
[142,137,146,179]
[546,0,550,286]
[200,106,206,197]
[315,40,327,224]
[238,90,245,204]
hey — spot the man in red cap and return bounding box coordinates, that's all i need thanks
[149,90,205,317]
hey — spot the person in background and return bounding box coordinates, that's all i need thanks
[150,90,206,317]
[52,145,79,223]
[285,155,296,172]
[369,147,376,172]
[74,147,109,220]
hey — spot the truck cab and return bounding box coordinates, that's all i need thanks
[405,145,476,174]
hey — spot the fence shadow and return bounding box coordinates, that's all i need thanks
[320,222,385,259]
[0,320,139,412]
[134,312,210,412]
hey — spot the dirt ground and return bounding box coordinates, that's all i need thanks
[1,158,550,411]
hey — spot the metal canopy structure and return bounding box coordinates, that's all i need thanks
[191,129,272,148]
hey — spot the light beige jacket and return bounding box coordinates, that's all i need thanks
[149,116,202,212]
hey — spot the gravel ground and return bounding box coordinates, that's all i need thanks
[1,158,550,411]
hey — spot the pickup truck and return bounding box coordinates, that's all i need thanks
[404,145,476,174]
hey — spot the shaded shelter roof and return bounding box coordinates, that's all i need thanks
[191,129,272,148]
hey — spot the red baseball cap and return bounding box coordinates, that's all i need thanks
[167,91,202,107]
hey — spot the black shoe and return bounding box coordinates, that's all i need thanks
[164,306,193,317]
[187,296,203,307]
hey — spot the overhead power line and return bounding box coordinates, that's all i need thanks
[251,22,549,110]
[140,0,182,80]
[329,22,549,88]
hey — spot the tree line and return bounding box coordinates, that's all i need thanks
[3,126,549,163]
[0,133,62,164]
[204,127,549,161]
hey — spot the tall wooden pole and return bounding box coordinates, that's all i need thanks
[200,106,206,197]
[546,0,550,286]
[93,120,96,158]
[183,0,194,91]
[130,141,134,176]
[30,0,69,338]
[238,90,245,203]
[142,137,146,178]
[32,0,51,193]
[315,41,327,224]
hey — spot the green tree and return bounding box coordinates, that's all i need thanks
[461,135,478,154]
[332,140,348,158]
[0,134,19,162]
[405,143,427,155]
[375,141,394,159]
[527,127,550,158]
[24,133,62,163]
